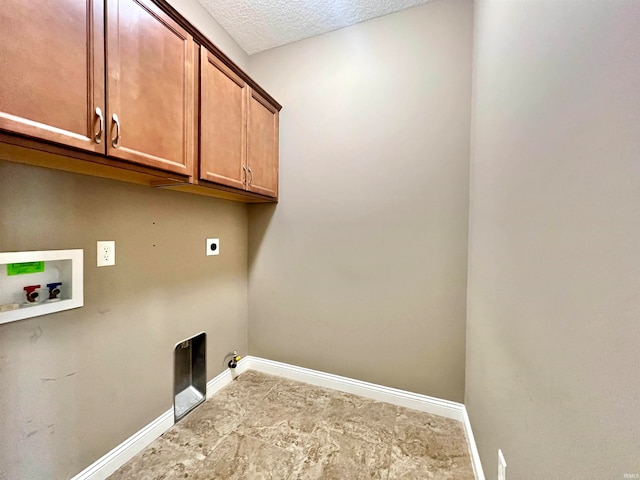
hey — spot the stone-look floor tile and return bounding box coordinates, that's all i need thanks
[237,412,318,455]
[190,432,296,480]
[212,371,280,416]
[395,408,472,467]
[237,381,333,453]
[164,378,275,456]
[395,407,463,435]
[108,436,206,480]
[291,421,391,480]
[161,417,226,458]
[108,371,475,480]
[235,370,282,387]
[323,391,397,445]
[389,422,474,480]
[269,379,335,409]
[179,394,246,437]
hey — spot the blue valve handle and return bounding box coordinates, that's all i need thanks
[46,282,63,300]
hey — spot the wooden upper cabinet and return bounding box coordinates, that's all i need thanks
[247,89,279,198]
[0,0,279,202]
[0,0,105,153]
[106,0,195,175]
[199,48,280,199]
[200,49,246,190]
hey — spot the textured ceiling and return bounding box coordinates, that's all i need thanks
[195,0,433,55]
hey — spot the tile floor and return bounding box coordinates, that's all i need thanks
[109,371,475,479]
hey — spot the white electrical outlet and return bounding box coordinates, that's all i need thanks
[206,238,220,256]
[498,449,507,480]
[97,241,115,267]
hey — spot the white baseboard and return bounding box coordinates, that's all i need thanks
[462,406,486,480]
[246,356,464,420]
[70,357,248,480]
[69,408,174,480]
[70,356,484,480]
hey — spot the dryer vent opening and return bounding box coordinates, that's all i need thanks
[174,332,206,421]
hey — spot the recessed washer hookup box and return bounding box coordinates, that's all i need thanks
[0,249,83,325]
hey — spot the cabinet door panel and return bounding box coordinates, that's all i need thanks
[107,0,195,175]
[200,49,246,190]
[0,0,105,153]
[247,89,279,198]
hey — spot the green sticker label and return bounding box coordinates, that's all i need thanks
[7,262,45,276]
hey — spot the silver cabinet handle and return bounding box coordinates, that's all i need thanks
[95,107,104,144]
[111,113,121,148]
[247,166,253,186]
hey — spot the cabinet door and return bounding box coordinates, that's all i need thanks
[0,0,105,153]
[200,49,246,190]
[106,0,195,175]
[247,89,279,198]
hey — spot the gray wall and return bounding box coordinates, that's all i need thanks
[0,162,248,479]
[247,0,473,402]
[466,0,640,478]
